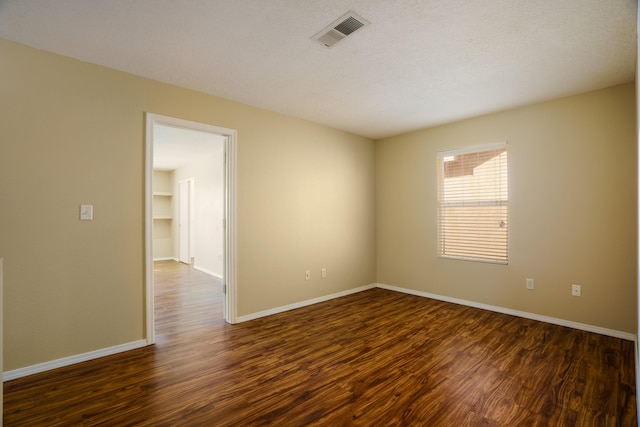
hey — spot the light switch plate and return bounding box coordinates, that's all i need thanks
[80,204,93,221]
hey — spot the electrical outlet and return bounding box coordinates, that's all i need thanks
[321,268,327,278]
[571,284,581,296]
[525,278,534,290]
[305,271,311,280]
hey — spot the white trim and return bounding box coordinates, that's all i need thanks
[6,284,634,381]
[236,284,377,323]
[377,283,637,341]
[145,113,238,337]
[153,257,178,262]
[145,114,155,344]
[1,259,3,417]
[3,340,147,382]
[224,133,238,324]
[193,265,223,280]
[440,255,508,265]
[437,141,507,158]
[635,337,639,425]
[178,177,195,265]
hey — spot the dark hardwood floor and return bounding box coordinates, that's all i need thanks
[4,261,637,426]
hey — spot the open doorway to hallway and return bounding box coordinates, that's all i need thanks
[146,113,238,344]
[152,125,225,277]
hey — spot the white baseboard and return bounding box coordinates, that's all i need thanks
[3,340,147,382]
[153,257,177,262]
[6,284,634,381]
[377,283,637,342]
[193,265,223,280]
[236,284,377,323]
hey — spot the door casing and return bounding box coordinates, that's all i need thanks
[178,178,194,264]
[145,113,238,344]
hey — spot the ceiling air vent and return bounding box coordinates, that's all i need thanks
[312,11,369,48]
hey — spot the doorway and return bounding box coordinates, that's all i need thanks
[145,113,237,344]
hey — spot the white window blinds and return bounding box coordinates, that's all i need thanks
[437,143,508,264]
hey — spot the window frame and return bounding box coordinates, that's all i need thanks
[437,142,509,265]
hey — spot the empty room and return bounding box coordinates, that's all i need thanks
[0,1,638,425]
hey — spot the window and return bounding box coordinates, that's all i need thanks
[437,143,508,264]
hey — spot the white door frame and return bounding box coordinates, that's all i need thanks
[145,113,238,345]
[178,178,194,264]
[1,258,3,424]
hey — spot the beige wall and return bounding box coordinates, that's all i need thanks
[0,39,376,371]
[377,83,637,333]
[0,36,635,373]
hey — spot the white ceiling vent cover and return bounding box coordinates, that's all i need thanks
[312,11,369,48]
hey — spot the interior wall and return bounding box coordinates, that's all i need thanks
[2,34,633,376]
[377,83,637,333]
[172,140,224,277]
[0,38,376,371]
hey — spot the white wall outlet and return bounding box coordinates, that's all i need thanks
[321,268,327,278]
[305,270,311,280]
[571,284,581,296]
[525,278,534,290]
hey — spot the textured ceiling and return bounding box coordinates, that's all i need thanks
[0,0,636,139]
[154,125,224,171]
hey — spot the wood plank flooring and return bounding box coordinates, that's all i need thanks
[4,261,637,426]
